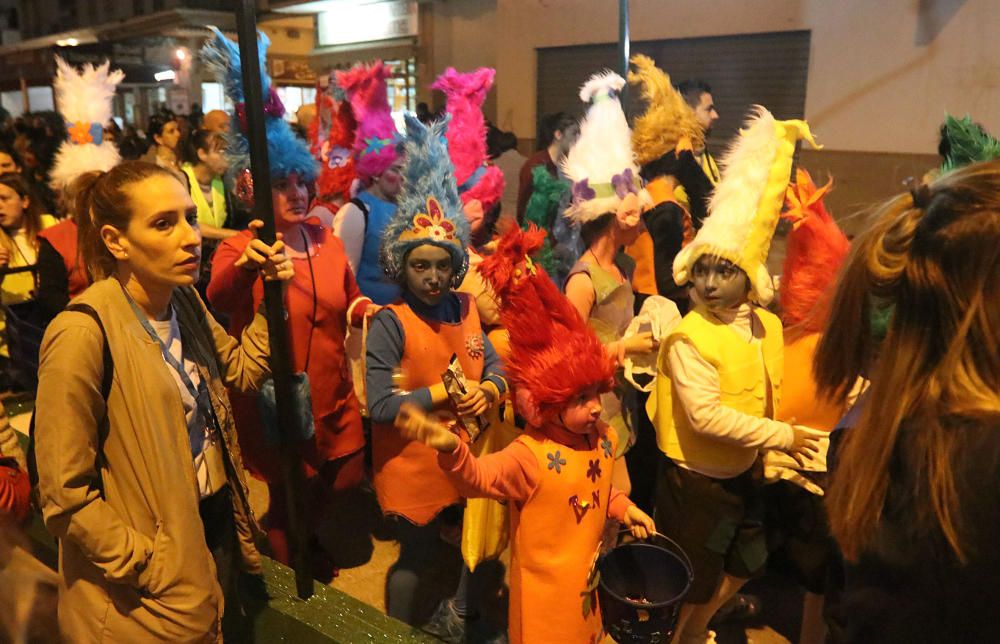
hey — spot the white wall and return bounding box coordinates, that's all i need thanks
[492,0,1000,154]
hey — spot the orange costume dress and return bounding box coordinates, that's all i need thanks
[777,332,842,432]
[372,293,484,525]
[441,421,634,643]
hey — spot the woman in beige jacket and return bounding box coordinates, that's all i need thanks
[34,161,293,642]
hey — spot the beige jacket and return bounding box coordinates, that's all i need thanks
[35,278,269,642]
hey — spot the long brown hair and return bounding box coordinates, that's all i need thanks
[0,172,46,254]
[822,161,1000,562]
[73,161,179,280]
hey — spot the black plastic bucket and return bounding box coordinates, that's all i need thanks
[597,531,693,643]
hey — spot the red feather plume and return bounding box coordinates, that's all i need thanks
[780,169,851,335]
[480,224,615,422]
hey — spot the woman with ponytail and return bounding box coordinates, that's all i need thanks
[817,161,1000,643]
[33,161,292,642]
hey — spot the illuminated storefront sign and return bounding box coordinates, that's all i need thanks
[316,0,417,47]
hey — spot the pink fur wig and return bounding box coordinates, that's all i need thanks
[337,61,399,182]
[432,67,505,212]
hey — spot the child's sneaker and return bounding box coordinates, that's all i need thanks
[421,599,465,643]
[679,629,717,644]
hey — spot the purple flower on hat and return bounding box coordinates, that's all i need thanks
[572,178,596,204]
[235,87,286,133]
[612,168,637,199]
[262,87,286,119]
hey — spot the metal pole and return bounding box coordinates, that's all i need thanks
[618,0,630,79]
[234,0,313,601]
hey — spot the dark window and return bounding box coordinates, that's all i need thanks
[536,30,812,150]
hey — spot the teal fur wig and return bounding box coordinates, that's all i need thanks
[940,114,1000,173]
[380,112,470,285]
[201,27,317,183]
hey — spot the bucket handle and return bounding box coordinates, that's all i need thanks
[617,528,694,582]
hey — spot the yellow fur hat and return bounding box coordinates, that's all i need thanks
[628,54,704,168]
[672,106,821,305]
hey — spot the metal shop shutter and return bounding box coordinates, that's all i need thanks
[536,30,811,150]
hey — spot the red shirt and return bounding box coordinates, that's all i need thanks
[207,224,369,480]
[516,149,557,224]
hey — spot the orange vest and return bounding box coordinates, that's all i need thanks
[625,177,680,296]
[508,424,618,644]
[372,293,484,525]
[37,219,90,299]
[777,332,841,432]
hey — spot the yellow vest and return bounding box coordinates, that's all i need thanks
[181,163,227,228]
[648,305,783,473]
[1,213,57,305]
[0,213,57,357]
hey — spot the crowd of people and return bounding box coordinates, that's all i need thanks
[0,26,995,644]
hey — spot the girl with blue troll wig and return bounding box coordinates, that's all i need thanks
[202,28,378,581]
[365,113,508,634]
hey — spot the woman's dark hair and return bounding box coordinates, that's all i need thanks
[182,129,226,165]
[0,145,23,170]
[147,111,177,140]
[675,79,713,109]
[579,212,614,248]
[471,200,504,248]
[74,161,182,279]
[537,112,576,150]
[0,172,45,248]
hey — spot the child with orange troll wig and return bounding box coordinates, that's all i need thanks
[397,225,655,644]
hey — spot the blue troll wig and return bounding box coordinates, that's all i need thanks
[380,112,470,285]
[200,27,317,184]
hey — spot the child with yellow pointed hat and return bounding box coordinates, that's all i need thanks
[647,106,826,644]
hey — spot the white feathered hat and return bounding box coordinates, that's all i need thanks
[561,71,650,223]
[49,57,124,192]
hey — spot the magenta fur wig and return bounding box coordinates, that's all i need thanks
[432,67,505,211]
[337,61,399,182]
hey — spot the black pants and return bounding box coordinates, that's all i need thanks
[653,456,767,603]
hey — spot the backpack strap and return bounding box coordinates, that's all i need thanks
[27,303,113,495]
[350,197,370,236]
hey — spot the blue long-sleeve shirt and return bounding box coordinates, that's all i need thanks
[366,291,507,425]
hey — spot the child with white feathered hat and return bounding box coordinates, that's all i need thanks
[34,57,125,323]
[561,70,658,495]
